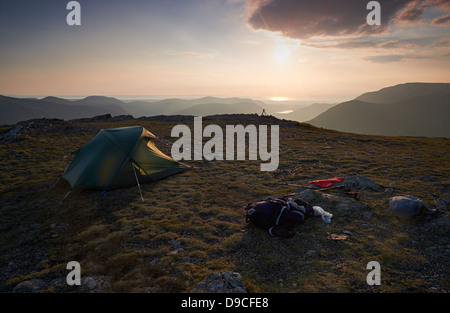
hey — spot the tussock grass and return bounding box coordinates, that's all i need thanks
[0,116,449,292]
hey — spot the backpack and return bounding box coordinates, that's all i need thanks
[245,197,314,238]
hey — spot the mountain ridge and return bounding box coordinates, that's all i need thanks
[0,95,267,124]
[2,82,450,137]
[355,82,450,104]
[307,83,450,138]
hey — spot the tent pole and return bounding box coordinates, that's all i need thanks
[154,136,171,146]
[49,178,61,189]
[132,163,144,202]
[59,190,71,207]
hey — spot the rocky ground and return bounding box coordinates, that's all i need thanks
[0,114,448,293]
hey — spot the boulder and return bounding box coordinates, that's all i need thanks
[0,125,26,144]
[295,189,317,203]
[305,175,381,191]
[79,276,112,293]
[12,279,46,293]
[190,272,246,293]
[388,195,436,220]
[343,175,382,191]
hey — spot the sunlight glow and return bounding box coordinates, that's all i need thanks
[271,97,289,101]
[273,44,290,63]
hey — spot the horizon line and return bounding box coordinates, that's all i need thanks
[0,93,348,103]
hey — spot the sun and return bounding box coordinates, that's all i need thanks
[273,44,290,63]
[271,97,288,101]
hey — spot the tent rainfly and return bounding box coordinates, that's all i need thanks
[62,126,188,190]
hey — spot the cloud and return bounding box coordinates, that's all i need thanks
[303,39,418,50]
[431,14,450,25]
[362,34,450,63]
[363,55,407,63]
[246,0,415,40]
[363,54,426,63]
[433,38,450,47]
[393,0,450,24]
[362,49,450,63]
[426,0,450,11]
[394,0,428,23]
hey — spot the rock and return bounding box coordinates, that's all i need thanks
[388,195,436,220]
[49,278,66,288]
[0,118,101,144]
[342,230,355,236]
[181,257,203,264]
[343,175,382,191]
[82,277,97,290]
[109,115,135,122]
[0,125,26,144]
[303,175,381,192]
[295,189,317,203]
[12,279,46,293]
[320,193,367,211]
[190,272,247,293]
[168,248,184,255]
[144,286,159,293]
[80,276,112,293]
[384,188,395,195]
[291,188,367,222]
[434,197,450,212]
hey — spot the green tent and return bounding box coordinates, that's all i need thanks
[63,126,188,190]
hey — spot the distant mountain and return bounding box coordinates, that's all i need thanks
[121,99,189,117]
[0,95,129,125]
[122,97,266,117]
[73,96,125,107]
[6,84,448,137]
[308,83,450,137]
[186,96,266,107]
[175,101,263,116]
[0,95,268,124]
[356,82,450,104]
[40,96,73,105]
[274,102,337,122]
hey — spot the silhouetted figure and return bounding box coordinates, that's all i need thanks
[261,109,267,116]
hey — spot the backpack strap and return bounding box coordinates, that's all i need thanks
[275,206,286,225]
[268,205,287,236]
[290,210,305,219]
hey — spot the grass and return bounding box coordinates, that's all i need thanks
[0,115,449,292]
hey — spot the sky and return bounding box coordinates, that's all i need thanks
[0,0,449,102]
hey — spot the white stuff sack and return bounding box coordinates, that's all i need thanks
[313,206,333,224]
